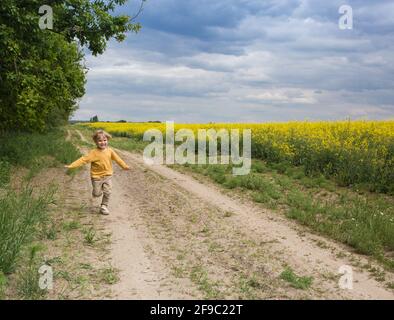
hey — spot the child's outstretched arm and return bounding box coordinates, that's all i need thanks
[65,151,94,169]
[110,149,130,170]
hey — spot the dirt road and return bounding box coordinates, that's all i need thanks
[69,130,394,299]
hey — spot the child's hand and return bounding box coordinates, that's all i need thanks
[124,166,131,171]
[64,165,70,169]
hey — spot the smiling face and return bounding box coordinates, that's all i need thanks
[95,134,108,150]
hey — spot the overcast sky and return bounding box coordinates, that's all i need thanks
[73,0,394,123]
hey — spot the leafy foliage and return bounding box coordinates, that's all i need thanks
[0,0,142,132]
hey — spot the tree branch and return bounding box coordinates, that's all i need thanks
[130,0,146,22]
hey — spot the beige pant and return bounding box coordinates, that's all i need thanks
[91,176,112,207]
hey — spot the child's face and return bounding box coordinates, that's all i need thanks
[95,136,108,149]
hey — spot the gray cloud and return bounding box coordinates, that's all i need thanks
[74,0,394,122]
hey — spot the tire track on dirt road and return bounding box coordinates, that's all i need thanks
[75,129,394,299]
[102,171,198,299]
[73,129,198,299]
[115,150,394,299]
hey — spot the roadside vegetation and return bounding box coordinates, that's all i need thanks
[0,128,121,299]
[174,160,394,271]
[0,129,81,298]
[79,122,394,272]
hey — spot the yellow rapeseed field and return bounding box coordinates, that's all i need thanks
[85,120,394,193]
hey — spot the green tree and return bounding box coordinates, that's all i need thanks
[90,115,99,122]
[0,0,144,132]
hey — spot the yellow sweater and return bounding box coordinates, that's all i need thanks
[68,148,128,178]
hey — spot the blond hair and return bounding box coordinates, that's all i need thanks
[92,129,112,142]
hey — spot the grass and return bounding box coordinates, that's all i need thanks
[280,267,313,290]
[62,220,81,231]
[98,266,120,285]
[55,270,73,282]
[0,129,82,298]
[171,159,394,271]
[16,245,47,300]
[190,265,221,299]
[172,266,186,278]
[41,222,58,241]
[76,125,394,275]
[223,211,234,218]
[0,271,6,299]
[0,185,56,274]
[0,129,81,178]
[69,125,148,186]
[238,273,266,299]
[83,227,97,245]
[110,136,148,153]
[0,160,11,187]
[73,124,147,152]
[99,127,394,271]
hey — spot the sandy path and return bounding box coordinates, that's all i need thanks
[103,172,197,299]
[74,132,196,299]
[75,129,86,142]
[74,130,394,299]
[66,129,72,141]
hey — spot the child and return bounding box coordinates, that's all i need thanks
[65,130,130,215]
